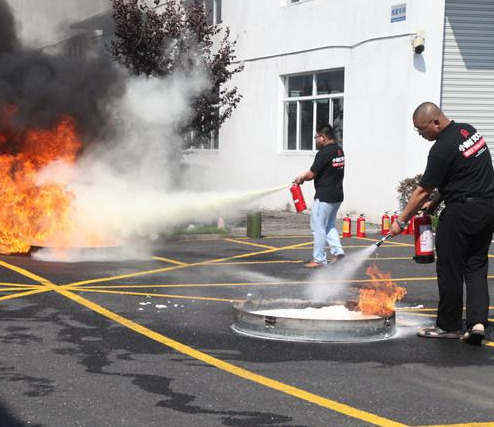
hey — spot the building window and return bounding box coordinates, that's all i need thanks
[182,0,221,24]
[184,129,219,150]
[283,69,344,151]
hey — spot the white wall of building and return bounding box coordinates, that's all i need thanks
[187,0,447,222]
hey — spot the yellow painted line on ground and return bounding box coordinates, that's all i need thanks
[261,235,313,239]
[151,256,189,266]
[66,276,441,290]
[0,258,492,423]
[224,238,277,250]
[356,236,414,247]
[400,311,494,324]
[0,282,39,287]
[62,240,313,290]
[52,289,408,427]
[0,260,56,286]
[0,260,60,303]
[415,421,494,427]
[72,281,309,289]
[210,260,304,266]
[0,287,46,292]
[287,244,411,250]
[0,288,50,302]
[399,312,436,319]
[0,257,409,427]
[75,288,244,303]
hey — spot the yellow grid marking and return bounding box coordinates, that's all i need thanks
[208,260,304,265]
[75,288,243,303]
[355,236,414,247]
[151,256,189,266]
[232,235,312,239]
[0,258,409,427]
[0,282,39,287]
[0,287,46,292]
[0,288,50,302]
[224,238,277,250]
[1,252,494,424]
[71,281,310,289]
[62,240,313,289]
[415,422,494,427]
[64,276,441,290]
[400,311,494,323]
[286,244,412,250]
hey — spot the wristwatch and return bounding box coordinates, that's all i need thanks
[396,218,408,230]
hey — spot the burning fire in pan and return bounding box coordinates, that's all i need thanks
[0,105,90,254]
[358,264,407,316]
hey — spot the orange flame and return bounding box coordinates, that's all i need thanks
[358,264,407,316]
[0,108,80,254]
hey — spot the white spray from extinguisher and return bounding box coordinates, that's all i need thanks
[32,183,289,262]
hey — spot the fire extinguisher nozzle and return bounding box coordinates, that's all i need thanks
[375,234,392,247]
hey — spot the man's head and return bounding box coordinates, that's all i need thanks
[314,123,335,149]
[413,102,450,141]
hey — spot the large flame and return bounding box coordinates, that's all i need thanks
[0,107,80,254]
[358,264,407,316]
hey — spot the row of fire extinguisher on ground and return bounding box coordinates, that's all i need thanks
[290,184,417,237]
[290,183,435,264]
[341,211,416,238]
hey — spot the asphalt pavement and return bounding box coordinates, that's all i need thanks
[0,228,493,427]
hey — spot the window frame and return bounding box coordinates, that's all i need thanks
[282,69,344,152]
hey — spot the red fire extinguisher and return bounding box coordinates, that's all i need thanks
[413,215,435,264]
[407,215,415,235]
[290,183,307,213]
[356,214,366,238]
[391,211,399,226]
[342,214,352,237]
[381,211,391,236]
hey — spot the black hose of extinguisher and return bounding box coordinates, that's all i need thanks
[375,233,392,247]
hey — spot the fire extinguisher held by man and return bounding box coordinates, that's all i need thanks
[389,102,494,345]
[294,123,345,268]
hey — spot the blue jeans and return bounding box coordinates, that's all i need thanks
[310,199,345,264]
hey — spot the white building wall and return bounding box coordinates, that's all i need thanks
[188,0,447,222]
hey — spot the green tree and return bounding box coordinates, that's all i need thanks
[110,0,243,146]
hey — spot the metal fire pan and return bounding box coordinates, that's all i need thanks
[231,299,395,343]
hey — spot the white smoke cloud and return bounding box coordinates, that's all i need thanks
[33,71,285,262]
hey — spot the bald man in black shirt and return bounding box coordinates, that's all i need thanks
[389,102,494,345]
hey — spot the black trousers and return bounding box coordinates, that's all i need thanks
[435,199,494,331]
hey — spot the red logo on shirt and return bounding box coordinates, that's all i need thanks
[458,132,486,158]
[460,129,470,138]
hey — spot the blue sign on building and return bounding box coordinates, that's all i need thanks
[391,3,407,23]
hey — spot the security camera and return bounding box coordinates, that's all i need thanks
[411,31,425,54]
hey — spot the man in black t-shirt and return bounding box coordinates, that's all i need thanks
[389,102,494,345]
[294,123,345,268]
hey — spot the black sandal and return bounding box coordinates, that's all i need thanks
[417,326,462,339]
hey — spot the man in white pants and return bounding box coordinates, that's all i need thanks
[294,123,345,268]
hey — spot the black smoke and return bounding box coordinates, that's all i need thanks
[0,0,125,149]
[0,0,18,53]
